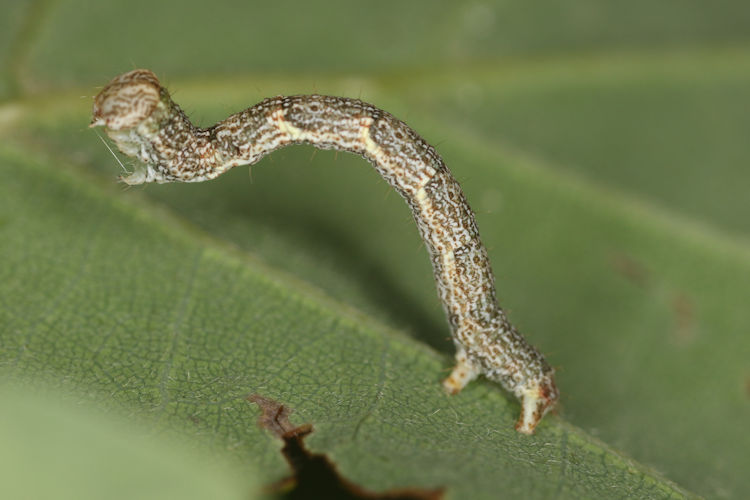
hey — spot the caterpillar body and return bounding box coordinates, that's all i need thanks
[91,69,558,434]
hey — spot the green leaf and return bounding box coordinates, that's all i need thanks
[0,383,256,500]
[2,1,749,498]
[0,141,693,499]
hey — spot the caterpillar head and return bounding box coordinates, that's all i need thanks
[90,69,162,131]
[90,69,174,185]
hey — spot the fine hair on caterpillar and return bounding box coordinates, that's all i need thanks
[91,69,558,434]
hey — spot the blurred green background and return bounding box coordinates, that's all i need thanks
[1,1,749,498]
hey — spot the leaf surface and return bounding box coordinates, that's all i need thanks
[2,1,749,498]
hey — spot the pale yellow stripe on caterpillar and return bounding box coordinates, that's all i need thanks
[90,69,559,434]
[359,115,387,172]
[270,108,305,142]
[359,118,463,347]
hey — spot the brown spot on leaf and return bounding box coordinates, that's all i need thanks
[610,253,650,287]
[671,293,696,345]
[248,394,444,500]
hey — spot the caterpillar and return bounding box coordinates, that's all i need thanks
[90,69,558,434]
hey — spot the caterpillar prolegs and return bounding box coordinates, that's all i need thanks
[91,70,558,434]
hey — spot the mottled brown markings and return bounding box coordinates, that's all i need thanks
[92,69,558,434]
[248,394,444,500]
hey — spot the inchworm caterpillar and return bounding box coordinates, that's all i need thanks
[90,70,558,434]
